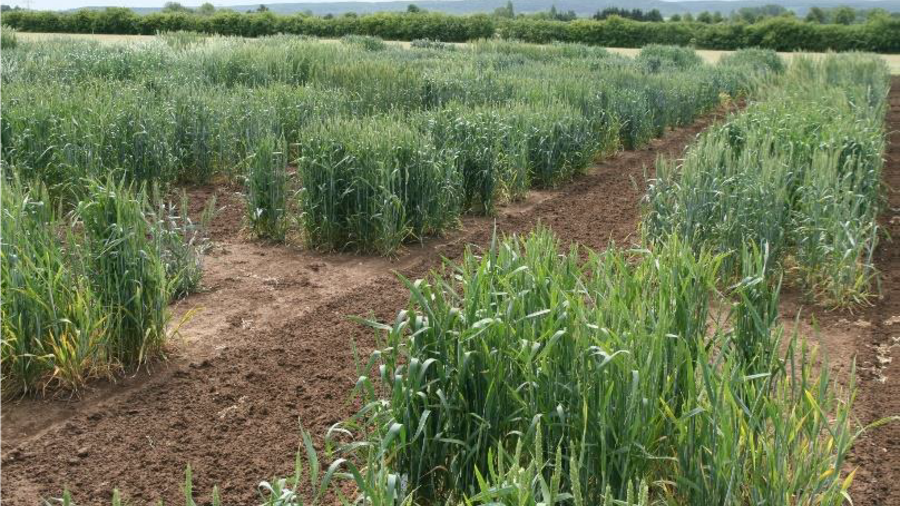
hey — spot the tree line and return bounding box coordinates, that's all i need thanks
[1,4,897,52]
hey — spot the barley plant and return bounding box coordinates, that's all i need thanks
[154,189,215,298]
[341,34,388,51]
[158,30,207,50]
[297,116,461,254]
[719,48,786,75]
[0,175,202,396]
[645,54,889,305]
[245,135,289,242]
[637,44,704,72]
[1,25,17,49]
[1,177,105,394]
[340,228,859,505]
[1,36,769,253]
[77,178,171,365]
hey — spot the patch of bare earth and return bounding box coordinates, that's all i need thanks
[839,76,900,506]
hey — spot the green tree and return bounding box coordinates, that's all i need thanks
[806,6,827,23]
[669,13,682,22]
[407,4,421,13]
[865,8,889,22]
[832,6,855,25]
[494,0,514,19]
[162,2,192,13]
[697,11,713,23]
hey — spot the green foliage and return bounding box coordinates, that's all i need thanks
[421,104,528,213]
[496,15,900,52]
[341,34,387,51]
[155,189,213,299]
[1,25,17,48]
[410,38,455,50]
[346,228,860,504]
[719,47,785,74]
[637,44,703,71]
[1,176,205,396]
[77,179,171,365]
[158,29,206,49]
[1,177,105,395]
[4,8,899,51]
[244,135,289,242]
[297,116,461,254]
[1,35,770,255]
[645,54,889,305]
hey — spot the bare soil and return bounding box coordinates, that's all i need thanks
[841,76,900,506]
[2,84,898,505]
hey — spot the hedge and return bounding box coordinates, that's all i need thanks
[2,9,897,52]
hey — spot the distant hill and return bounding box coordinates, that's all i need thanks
[70,0,900,16]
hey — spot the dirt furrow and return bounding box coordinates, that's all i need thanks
[843,76,900,506]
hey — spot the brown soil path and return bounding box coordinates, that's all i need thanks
[0,109,725,504]
[842,76,900,506]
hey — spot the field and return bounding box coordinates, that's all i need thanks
[1,31,899,506]
[13,31,900,74]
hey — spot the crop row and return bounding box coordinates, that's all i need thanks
[0,37,772,395]
[7,45,891,505]
[1,176,209,396]
[1,36,774,254]
[87,52,883,506]
[646,53,890,305]
[314,53,889,506]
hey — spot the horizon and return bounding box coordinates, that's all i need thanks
[5,0,895,15]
